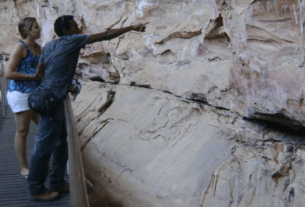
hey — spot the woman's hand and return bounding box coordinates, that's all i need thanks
[33,71,43,80]
[33,61,45,80]
[68,85,80,95]
[132,23,147,32]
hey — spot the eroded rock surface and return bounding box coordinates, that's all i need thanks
[1,0,305,206]
[74,81,305,207]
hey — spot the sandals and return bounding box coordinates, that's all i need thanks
[31,191,60,201]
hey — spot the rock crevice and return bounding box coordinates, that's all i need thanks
[1,0,305,206]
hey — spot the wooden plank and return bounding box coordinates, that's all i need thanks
[64,95,89,207]
[1,56,5,118]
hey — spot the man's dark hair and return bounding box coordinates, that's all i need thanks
[54,15,74,37]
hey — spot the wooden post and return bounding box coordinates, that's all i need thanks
[64,95,89,207]
[1,55,6,118]
[3,55,6,106]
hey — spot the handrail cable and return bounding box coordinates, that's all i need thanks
[64,95,89,207]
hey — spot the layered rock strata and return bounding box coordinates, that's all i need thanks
[1,0,305,206]
[74,81,305,207]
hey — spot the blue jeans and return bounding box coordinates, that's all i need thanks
[27,100,68,196]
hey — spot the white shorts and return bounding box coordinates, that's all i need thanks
[6,90,31,113]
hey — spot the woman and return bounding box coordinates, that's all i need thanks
[5,17,42,179]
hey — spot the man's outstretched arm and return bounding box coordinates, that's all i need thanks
[87,23,146,44]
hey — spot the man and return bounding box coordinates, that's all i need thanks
[27,15,146,201]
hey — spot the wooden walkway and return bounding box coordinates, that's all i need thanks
[0,81,71,206]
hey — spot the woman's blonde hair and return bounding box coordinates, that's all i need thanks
[18,17,36,39]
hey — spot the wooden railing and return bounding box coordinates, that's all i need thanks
[1,55,7,118]
[64,95,90,207]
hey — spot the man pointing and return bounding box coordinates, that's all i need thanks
[28,15,146,201]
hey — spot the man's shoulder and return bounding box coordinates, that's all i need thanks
[43,38,60,50]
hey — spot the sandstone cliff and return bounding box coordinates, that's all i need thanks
[1,0,305,206]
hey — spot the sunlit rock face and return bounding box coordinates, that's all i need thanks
[74,81,305,207]
[1,0,305,128]
[2,0,305,206]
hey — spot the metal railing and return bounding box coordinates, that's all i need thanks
[64,95,90,207]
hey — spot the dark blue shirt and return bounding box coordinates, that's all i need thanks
[8,40,40,93]
[39,34,89,100]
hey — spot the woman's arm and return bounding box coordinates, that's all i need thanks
[4,43,37,80]
[34,61,45,80]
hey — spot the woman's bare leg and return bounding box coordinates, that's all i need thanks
[31,111,39,126]
[14,110,32,176]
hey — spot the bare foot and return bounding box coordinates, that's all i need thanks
[21,168,29,176]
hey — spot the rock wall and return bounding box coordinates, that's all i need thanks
[74,81,305,207]
[1,0,305,206]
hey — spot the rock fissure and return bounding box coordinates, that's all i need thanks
[155,30,202,45]
[117,82,305,141]
[244,117,305,139]
[3,0,305,206]
[80,118,113,151]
